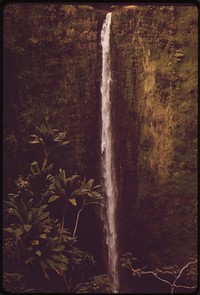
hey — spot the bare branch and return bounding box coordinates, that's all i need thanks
[173,259,197,284]
[171,259,197,293]
[59,203,69,244]
[123,256,197,294]
[73,198,86,237]
[174,284,197,290]
[141,270,173,287]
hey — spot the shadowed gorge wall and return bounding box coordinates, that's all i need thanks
[4,4,197,289]
[4,4,102,182]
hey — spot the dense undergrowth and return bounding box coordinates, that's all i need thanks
[3,124,114,293]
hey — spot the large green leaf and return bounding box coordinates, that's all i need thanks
[54,131,67,142]
[87,179,95,189]
[15,228,24,237]
[92,191,102,197]
[40,204,48,211]
[23,224,32,232]
[4,227,15,234]
[46,258,56,268]
[54,261,68,271]
[93,185,103,190]
[27,211,33,224]
[51,254,68,264]
[58,140,70,146]
[43,227,51,233]
[48,195,60,203]
[30,161,40,175]
[53,245,65,252]
[87,192,94,198]
[39,233,47,239]
[72,187,88,197]
[10,208,24,223]
[36,250,42,256]
[68,198,77,206]
[31,240,39,245]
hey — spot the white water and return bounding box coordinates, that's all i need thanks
[100,12,119,292]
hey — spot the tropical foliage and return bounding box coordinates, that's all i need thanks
[3,124,110,293]
[75,274,114,293]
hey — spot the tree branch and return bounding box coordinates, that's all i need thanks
[40,138,48,170]
[174,284,197,290]
[73,198,86,237]
[59,203,69,244]
[171,259,197,293]
[141,270,173,287]
[126,258,197,294]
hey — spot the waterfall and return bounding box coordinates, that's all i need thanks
[100,12,119,292]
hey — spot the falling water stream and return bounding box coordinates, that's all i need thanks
[100,12,119,292]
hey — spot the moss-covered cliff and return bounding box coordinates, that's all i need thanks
[111,4,197,278]
[4,4,103,182]
[4,3,197,292]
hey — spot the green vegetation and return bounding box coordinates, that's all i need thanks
[75,275,114,293]
[3,124,113,293]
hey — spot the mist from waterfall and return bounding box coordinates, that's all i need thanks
[100,12,119,292]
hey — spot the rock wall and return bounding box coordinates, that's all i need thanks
[4,4,103,181]
[111,4,197,269]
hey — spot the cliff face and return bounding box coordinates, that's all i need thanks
[111,5,197,267]
[4,3,197,279]
[4,4,103,181]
